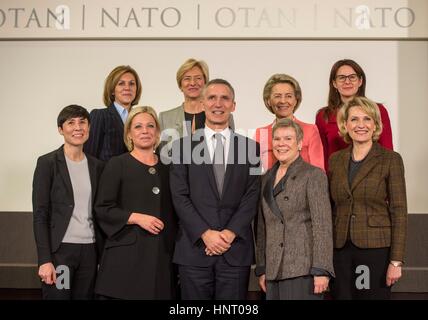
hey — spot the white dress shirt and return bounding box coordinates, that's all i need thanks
[204,126,231,169]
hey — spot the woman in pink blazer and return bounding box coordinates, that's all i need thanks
[255,74,324,171]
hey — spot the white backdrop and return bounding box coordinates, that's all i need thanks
[1,40,426,212]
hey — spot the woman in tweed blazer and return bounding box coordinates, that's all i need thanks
[256,118,334,300]
[329,96,407,300]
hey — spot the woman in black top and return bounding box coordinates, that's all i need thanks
[94,106,177,299]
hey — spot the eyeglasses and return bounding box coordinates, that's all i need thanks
[335,74,360,83]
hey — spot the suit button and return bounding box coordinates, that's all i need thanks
[69,205,73,208]
[279,243,283,247]
[351,215,356,219]
[284,196,289,201]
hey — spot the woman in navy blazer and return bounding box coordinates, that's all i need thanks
[84,65,142,161]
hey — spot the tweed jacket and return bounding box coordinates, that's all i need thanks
[255,156,334,281]
[328,142,407,262]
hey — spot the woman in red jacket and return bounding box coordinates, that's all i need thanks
[316,59,393,170]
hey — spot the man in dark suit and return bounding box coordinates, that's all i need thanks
[170,79,261,300]
[33,105,104,299]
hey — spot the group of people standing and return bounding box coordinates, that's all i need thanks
[32,58,407,300]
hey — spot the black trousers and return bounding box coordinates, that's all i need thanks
[266,276,324,300]
[178,256,250,300]
[42,243,97,300]
[330,241,391,300]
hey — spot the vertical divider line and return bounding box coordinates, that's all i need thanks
[82,4,86,31]
[197,4,200,30]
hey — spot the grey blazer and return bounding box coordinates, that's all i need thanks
[158,104,235,157]
[255,156,334,281]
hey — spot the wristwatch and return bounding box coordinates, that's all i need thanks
[390,261,403,267]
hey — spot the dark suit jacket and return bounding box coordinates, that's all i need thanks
[328,142,407,262]
[84,105,128,161]
[256,157,334,280]
[170,132,261,267]
[32,146,105,266]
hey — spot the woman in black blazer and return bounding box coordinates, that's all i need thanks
[33,105,104,299]
[94,106,177,300]
[84,65,142,161]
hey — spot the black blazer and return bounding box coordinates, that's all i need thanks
[32,146,105,266]
[84,104,128,161]
[170,132,261,267]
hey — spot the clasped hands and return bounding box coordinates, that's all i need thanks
[201,229,236,256]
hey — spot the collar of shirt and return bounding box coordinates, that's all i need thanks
[204,126,231,164]
[113,101,128,124]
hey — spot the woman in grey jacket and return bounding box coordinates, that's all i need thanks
[158,58,234,158]
[255,118,334,300]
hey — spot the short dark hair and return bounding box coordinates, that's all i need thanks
[57,105,90,128]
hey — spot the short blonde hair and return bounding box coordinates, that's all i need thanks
[337,96,383,144]
[272,118,304,143]
[263,73,302,114]
[103,65,142,107]
[176,58,209,89]
[124,106,160,151]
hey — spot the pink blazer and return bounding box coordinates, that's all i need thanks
[255,117,325,171]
